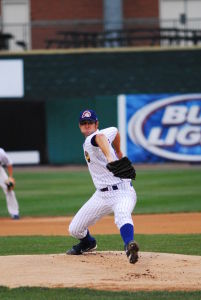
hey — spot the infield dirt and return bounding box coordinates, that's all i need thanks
[0,212,201,236]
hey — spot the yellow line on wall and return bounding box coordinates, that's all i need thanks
[0,45,201,56]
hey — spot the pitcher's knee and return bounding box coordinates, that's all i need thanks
[69,222,79,238]
[115,216,133,230]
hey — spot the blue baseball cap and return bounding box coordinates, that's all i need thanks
[79,109,98,123]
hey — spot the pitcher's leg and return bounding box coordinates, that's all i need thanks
[113,189,139,264]
[113,189,136,230]
[67,191,112,255]
[69,191,111,239]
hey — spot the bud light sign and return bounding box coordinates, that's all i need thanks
[119,94,201,162]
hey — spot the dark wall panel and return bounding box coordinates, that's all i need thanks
[46,96,117,164]
[0,101,47,163]
[21,49,201,100]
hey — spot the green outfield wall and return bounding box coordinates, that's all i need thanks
[46,96,117,164]
[0,47,201,163]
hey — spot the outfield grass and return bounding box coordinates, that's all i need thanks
[0,168,200,217]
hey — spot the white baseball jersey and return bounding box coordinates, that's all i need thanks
[0,148,19,217]
[83,127,130,189]
[0,148,12,166]
[69,127,137,239]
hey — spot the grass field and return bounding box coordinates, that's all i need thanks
[0,167,201,217]
[0,234,201,256]
[0,166,201,299]
[0,287,201,300]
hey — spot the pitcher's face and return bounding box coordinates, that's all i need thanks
[79,121,99,137]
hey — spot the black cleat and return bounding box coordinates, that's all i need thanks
[66,239,97,255]
[11,215,20,220]
[125,241,139,264]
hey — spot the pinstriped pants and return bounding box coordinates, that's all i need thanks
[69,182,137,239]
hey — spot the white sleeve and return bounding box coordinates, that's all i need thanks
[100,127,118,144]
[0,148,12,166]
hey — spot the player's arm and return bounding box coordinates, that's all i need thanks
[7,164,14,178]
[95,134,114,162]
[112,131,123,159]
[3,150,14,178]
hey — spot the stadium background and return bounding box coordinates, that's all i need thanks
[1,0,201,165]
[1,47,201,164]
[0,1,201,298]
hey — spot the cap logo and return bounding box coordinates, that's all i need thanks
[82,110,91,118]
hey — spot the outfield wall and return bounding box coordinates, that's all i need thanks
[0,47,201,164]
[46,96,117,164]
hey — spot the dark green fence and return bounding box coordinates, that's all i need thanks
[46,96,117,164]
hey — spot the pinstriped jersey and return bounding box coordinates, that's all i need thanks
[0,148,12,166]
[83,127,128,189]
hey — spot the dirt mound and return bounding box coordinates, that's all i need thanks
[0,251,201,291]
[1,213,201,291]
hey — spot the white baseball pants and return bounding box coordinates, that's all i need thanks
[0,166,19,216]
[69,181,137,239]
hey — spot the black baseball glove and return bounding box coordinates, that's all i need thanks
[106,157,136,180]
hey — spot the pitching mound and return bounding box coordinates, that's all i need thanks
[0,251,201,291]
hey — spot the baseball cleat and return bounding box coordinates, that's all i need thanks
[125,240,139,264]
[66,239,97,255]
[11,214,20,220]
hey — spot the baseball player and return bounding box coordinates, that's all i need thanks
[67,109,139,264]
[0,148,19,219]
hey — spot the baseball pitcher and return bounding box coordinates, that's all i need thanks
[0,148,19,219]
[66,109,139,264]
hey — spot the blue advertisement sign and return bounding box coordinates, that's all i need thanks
[118,94,201,163]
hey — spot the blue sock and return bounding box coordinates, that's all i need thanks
[120,223,134,246]
[81,230,95,243]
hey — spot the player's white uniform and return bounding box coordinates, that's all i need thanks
[69,127,137,239]
[0,148,19,217]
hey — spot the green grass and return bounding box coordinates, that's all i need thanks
[0,234,200,256]
[0,170,95,217]
[0,168,201,217]
[135,168,201,214]
[0,287,201,300]
[0,167,200,299]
